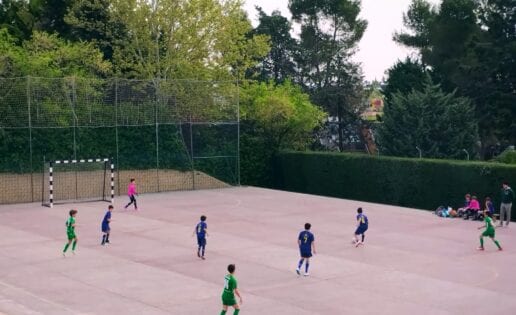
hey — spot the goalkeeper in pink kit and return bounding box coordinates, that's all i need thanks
[124,178,138,210]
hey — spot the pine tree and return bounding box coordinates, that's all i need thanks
[377,75,479,159]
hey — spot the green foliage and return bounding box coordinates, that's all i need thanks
[111,0,269,80]
[239,80,327,186]
[382,58,427,106]
[248,7,297,83]
[65,0,128,61]
[0,0,37,41]
[241,80,327,151]
[0,28,112,77]
[288,0,367,150]
[377,75,478,159]
[494,149,516,164]
[395,0,516,153]
[276,151,516,220]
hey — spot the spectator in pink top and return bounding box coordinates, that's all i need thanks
[465,195,480,220]
[124,178,138,210]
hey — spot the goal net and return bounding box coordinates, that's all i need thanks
[42,158,114,208]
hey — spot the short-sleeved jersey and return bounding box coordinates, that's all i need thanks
[484,217,495,232]
[223,274,237,294]
[66,217,75,233]
[196,221,207,238]
[102,211,111,225]
[298,230,314,251]
[357,213,368,227]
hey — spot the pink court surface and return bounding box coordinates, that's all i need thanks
[0,187,515,315]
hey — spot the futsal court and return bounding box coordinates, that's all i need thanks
[0,186,515,315]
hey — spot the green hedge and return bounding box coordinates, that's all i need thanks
[276,151,516,220]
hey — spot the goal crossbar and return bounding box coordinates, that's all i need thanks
[43,158,115,208]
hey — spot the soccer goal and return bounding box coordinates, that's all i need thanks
[42,158,115,208]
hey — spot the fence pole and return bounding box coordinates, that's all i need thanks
[190,116,195,190]
[236,79,241,186]
[71,77,78,200]
[27,76,34,201]
[115,78,120,196]
[155,80,160,192]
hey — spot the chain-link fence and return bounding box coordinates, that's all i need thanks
[0,77,239,204]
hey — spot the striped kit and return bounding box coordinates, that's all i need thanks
[48,158,114,208]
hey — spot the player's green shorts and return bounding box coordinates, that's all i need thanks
[222,292,237,306]
[67,232,76,240]
[482,229,495,238]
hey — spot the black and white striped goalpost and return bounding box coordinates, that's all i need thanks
[47,158,115,208]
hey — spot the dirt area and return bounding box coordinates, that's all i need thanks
[0,169,229,204]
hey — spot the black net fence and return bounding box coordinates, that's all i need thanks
[0,77,239,204]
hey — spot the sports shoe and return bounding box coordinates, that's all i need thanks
[296,268,300,275]
[477,247,484,251]
[62,252,66,257]
[197,251,201,258]
[201,256,206,260]
[498,247,503,251]
[355,241,363,247]
[72,251,76,255]
[304,272,309,276]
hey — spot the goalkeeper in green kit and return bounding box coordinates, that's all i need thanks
[478,210,502,251]
[220,264,242,315]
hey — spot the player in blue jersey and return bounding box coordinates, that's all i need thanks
[193,215,208,259]
[296,223,316,276]
[101,205,113,245]
[353,207,368,247]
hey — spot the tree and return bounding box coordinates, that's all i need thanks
[377,75,479,159]
[382,58,427,106]
[64,0,128,61]
[395,0,516,156]
[248,7,297,83]
[34,0,74,36]
[110,0,269,80]
[0,0,37,41]
[289,0,368,151]
[0,28,112,77]
[240,80,327,185]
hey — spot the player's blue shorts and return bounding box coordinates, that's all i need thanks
[197,236,206,247]
[300,248,312,258]
[102,223,110,233]
[355,225,368,235]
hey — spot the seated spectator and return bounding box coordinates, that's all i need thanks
[481,197,495,219]
[457,194,471,217]
[465,195,481,220]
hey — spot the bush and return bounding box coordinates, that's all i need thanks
[494,149,516,165]
[276,151,516,220]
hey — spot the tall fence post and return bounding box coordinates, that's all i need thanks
[190,116,195,190]
[27,76,34,201]
[236,79,241,186]
[71,77,78,200]
[155,79,160,192]
[115,78,120,196]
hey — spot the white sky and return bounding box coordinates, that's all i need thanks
[243,0,440,82]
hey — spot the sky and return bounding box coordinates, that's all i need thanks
[243,0,440,82]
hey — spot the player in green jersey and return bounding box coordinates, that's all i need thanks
[478,210,502,251]
[63,209,78,257]
[220,264,242,315]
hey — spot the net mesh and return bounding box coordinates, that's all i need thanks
[0,77,239,204]
[42,161,110,206]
